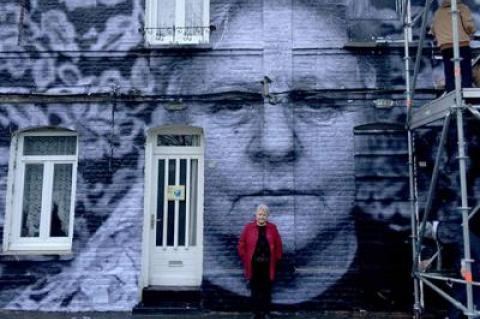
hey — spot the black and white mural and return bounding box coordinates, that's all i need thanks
[1,0,480,312]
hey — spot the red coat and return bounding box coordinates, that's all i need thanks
[238,221,283,281]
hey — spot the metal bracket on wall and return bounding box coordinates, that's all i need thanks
[260,76,281,105]
[261,76,272,97]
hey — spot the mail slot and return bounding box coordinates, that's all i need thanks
[168,260,184,267]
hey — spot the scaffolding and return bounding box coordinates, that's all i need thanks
[403,0,480,318]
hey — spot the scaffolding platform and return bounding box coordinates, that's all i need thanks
[410,88,480,129]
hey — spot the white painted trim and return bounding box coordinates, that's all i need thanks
[2,130,78,254]
[21,155,77,161]
[0,250,73,256]
[40,162,53,240]
[19,130,77,137]
[162,159,168,247]
[197,155,204,259]
[144,0,210,45]
[203,0,210,43]
[185,159,191,248]
[174,158,180,248]
[140,132,154,291]
[69,151,79,246]
[140,126,204,290]
[2,133,18,252]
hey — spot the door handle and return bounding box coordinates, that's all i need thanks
[150,214,155,230]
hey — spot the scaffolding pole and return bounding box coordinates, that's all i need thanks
[403,1,422,316]
[450,0,475,316]
[404,0,479,317]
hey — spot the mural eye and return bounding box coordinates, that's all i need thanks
[295,102,340,126]
[209,102,255,126]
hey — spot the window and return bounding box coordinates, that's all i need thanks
[3,130,78,253]
[349,0,403,21]
[157,134,201,146]
[346,0,404,42]
[144,0,210,45]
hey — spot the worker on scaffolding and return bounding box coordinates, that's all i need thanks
[430,0,476,92]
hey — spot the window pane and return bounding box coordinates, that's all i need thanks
[167,159,176,246]
[50,164,73,237]
[157,0,175,27]
[167,201,175,246]
[21,164,44,238]
[24,136,77,156]
[157,0,175,39]
[156,159,165,246]
[178,159,187,246]
[350,0,400,20]
[157,135,200,147]
[185,0,203,34]
[189,159,198,246]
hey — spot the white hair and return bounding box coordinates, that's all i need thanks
[256,203,270,215]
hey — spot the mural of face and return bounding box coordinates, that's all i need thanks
[8,0,478,311]
[199,96,357,304]
[152,0,361,304]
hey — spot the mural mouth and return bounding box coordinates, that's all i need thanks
[228,190,328,252]
[213,192,355,302]
[229,189,326,216]
[237,189,324,197]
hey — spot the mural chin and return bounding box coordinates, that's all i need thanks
[205,179,357,303]
[205,214,357,304]
[228,193,336,253]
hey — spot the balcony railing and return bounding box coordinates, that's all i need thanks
[144,26,210,45]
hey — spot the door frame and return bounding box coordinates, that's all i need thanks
[139,125,205,292]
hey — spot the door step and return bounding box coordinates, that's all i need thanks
[132,286,202,314]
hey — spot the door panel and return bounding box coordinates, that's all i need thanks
[149,156,202,286]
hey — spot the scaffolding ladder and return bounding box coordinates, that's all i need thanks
[403,0,480,318]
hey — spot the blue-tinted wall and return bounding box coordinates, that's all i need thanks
[1,0,480,312]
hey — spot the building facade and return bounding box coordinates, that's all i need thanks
[1,0,479,312]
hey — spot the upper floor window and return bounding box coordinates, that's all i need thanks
[3,130,78,253]
[145,0,210,46]
[349,0,403,21]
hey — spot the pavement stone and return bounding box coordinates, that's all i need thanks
[0,310,436,319]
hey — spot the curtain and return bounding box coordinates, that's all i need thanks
[50,164,73,237]
[21,164,43,237]
[157,0,175,39]
[185,0,203,35]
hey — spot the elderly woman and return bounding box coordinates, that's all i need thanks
[238,204,283,319]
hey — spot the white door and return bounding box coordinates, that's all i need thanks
[148,131,204,286]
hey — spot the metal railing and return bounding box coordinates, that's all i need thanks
[144,26,210,44]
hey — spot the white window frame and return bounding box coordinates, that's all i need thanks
[2,130,78,254]
[145,0,210,46]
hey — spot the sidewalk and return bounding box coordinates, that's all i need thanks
[0,310,431,319]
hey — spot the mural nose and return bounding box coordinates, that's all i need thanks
[248,100,301,163]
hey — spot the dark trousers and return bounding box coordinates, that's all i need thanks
[442,46,473,92]
[250,261,271,317]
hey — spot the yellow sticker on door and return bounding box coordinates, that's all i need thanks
[167,185,186,201]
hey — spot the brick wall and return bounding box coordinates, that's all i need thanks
[0,0,479,312]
